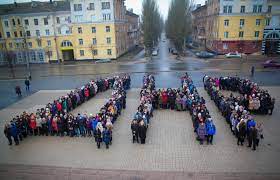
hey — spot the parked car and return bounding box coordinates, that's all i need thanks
[262,60,280,68]
[171,48,178,55]
[225,52,242,58]
[195,51,215,58]
[152,50,158,56]
[95,59,111,63]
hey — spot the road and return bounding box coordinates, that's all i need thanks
[0,34,279,109]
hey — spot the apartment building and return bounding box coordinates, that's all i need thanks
[0,0,140,64]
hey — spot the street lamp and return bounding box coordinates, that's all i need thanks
[23,29,31,79]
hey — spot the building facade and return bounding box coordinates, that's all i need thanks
[192,0,277,55]
[0,0,140,65]
[262,0,280,55]
[126,9,140,51]
[192,5,207,48]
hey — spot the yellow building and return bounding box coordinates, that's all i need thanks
[198,0,270,54]
[0,0,140,64]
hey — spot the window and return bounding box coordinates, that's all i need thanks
[26,31,31,37]
[58,27,61,34]
[19,31,23,37]
[24,19,29,25]
[28,42,32,48]
[79,38,83,45]
[240,19,245,26]
[106,26,110,32]
[92,49,98,55]
[102,2,110,9]
[6,32,11,38]
[256,19,261,26]
[253,5,257,13]
[17,52,23,62]
[47,40,51,46]
[47,51,53,57]
[106,37,111,44]
[34,19,38,25]
[12,19,16,26]
[240,6,245,13]
[239,31,244,38]
[103,14,111,21]
[38,52,44,61]
[80,50,84,56]
[75,15,83,22]
[0,32,2,38]
[107,49,112,55]
[223,6,232,13]
[74,4,82,11]
[224,20,229,26]
[16,43,20,49]
[89,3,95,10]
[30,51,36,61]
[37,40,42,47]
[228,6,232,13]
[255,31,259,38]
[17,19,20,25]
[78,27,82,34]
[36,30,40,37]
[14,31,18,37]
[45,29,50,36]
[92,27,96,33]
[268,5,272,13]
[56,17,60,24]
[92,38,97,45]
[258,5,262,13]
[265,18,270,26]
[9,42,12,48]
[44,18,48,25]
[4,20,9,27]
[224,31,229,38]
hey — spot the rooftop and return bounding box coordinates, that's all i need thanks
[0,1,70,16]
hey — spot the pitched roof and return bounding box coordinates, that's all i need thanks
[0,1,70,16]
[126,10,139,18]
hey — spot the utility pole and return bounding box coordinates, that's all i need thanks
[23,29,31,79]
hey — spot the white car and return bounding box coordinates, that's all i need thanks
[152,50,158,56]
[225,52,242,58]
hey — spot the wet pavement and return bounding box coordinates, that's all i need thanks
[0,35,279,110]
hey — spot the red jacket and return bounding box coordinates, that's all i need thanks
[57,102,62,112]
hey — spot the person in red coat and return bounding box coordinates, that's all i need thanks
[29,113,36,135]
[56,101,62,113]
[162,91,168,109]
[84,87,90,101]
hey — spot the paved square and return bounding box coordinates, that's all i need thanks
[0,87,279,178]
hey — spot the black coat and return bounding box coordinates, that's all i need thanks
[138,125,146,139]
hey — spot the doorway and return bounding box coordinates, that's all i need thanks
[62,50,74,61]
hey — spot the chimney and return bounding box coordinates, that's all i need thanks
[50,0,53,4]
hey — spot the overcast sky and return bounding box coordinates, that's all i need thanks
[1,0,206,19]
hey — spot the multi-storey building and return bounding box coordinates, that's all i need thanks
[126,9,140,51]
[193,0,273,54]
[0,0,140,64]
[192,5,207,48]
[262,0,280,55]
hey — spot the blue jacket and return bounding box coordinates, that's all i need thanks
[103,129,111,144]
[206,121,216,135]
[10,123,18,137]
[91,119,98,130]
[247,119,256,131]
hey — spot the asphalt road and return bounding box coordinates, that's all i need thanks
[0,34,279,109]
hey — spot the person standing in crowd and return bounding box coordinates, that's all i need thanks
[131,119,139,143]
[103,128,111,149]
[138,120,147,144]
[248,125,258,151]
[25,78,30,92]
[206,117,216,145]
[4,123,12,145]
[197,122,207,145]
[251,66,255,77]
[268,98,275,115]
[95,122,103,149]
[237,119,246,146]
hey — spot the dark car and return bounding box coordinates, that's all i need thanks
[262,60,280,68]
[195,51,215,58]
[171,48,178,55]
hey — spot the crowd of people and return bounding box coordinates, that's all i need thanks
[205,76,275,115]
[4,75,131,150]
[131,75,155,144]
[130,73,216,145]
[203,76,265,150]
